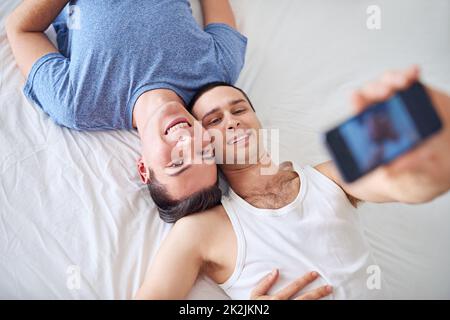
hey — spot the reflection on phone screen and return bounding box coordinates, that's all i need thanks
[339,95,420,172]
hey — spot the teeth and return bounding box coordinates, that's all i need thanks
[167,122,189,135]
[228,134,249,145]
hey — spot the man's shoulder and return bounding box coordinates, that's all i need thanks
[173,205,228,237]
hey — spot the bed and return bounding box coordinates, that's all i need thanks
[1,0,449,299]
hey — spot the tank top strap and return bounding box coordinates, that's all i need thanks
[218,197,247,290]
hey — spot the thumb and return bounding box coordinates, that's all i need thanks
[406,64,420,84]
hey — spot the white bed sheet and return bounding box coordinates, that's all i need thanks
[1,0,449,299]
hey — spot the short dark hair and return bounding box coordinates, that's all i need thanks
[147,169,222,223]
[188,82,255,113]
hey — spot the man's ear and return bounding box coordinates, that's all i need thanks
[137,157,150,184]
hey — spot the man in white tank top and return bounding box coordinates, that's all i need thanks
[186,86,386,300]
[135,67,450,300]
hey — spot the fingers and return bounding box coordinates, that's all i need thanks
[380,65,419,89]
[351,65,421,113]
[250,269,279,299]
[383,143,434,175]
[251,270,333,300]
[296,285,333,300]
[273,271,320,300]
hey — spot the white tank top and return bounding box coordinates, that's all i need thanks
[219,164,387,299]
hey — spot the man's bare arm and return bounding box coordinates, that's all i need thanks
[316,66,450,205]
[134,214,208,299]
[315,161,393,205]
[200,0,237,29]
[5,0,69,77]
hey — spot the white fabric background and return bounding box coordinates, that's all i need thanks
[0,0,449,299]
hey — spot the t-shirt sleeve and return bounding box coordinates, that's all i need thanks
[204,23,248,84]
[23,52,75,128]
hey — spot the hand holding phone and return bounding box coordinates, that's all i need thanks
[324,66,450,203]
[325,80,442,182]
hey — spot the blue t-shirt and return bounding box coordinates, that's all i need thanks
[24,0,247,130]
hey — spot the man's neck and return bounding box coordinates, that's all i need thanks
[132,89,182,130]
[221,153,276,195]
[221,153,300,209]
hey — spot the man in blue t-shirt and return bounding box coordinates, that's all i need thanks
[6,0,247,219]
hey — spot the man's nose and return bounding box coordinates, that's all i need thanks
[178,133,191,142]
[227,118,240,130]
[171,126,192,141]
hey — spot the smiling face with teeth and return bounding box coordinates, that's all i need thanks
[191,85,264,167]
[135,94,217,201]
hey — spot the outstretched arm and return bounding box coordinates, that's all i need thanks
[317,66,450,205]
[315,160,391,205]
[200,0,237,29]
[5,0,69,77]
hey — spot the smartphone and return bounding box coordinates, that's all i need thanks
[324,81,442,183]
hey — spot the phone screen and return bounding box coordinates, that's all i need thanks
[339,94,420,174]
[325,81,442,182]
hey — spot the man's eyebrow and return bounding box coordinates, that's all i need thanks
[202,108,220,121]
[168,164,192,177]
[229,99,246,106]
[201,99,247,121]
